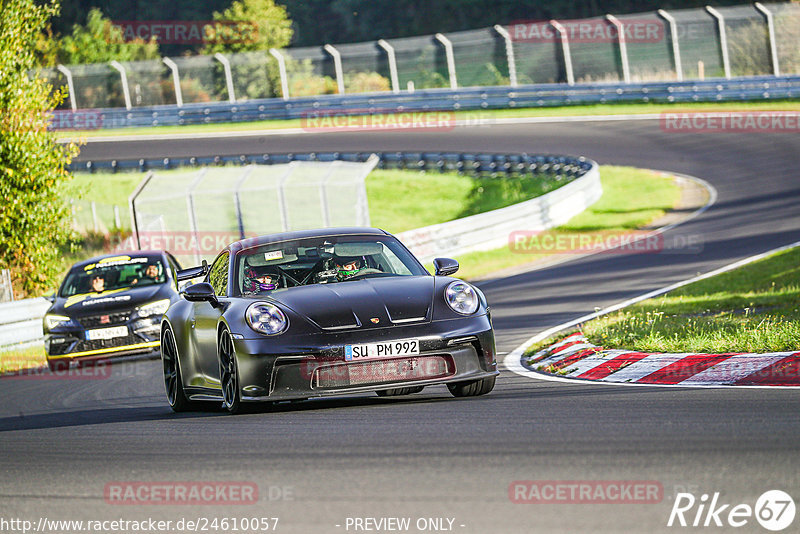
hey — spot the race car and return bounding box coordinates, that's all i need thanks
[162,227,497,414]
[44,251,183,371]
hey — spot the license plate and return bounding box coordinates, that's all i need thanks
[86,326,128,340]
[344,339,420,361]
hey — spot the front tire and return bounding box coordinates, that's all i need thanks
[162,326,195,412]
[218,329,244,414]
[447,375,496,397]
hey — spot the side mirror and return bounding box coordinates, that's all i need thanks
[176,259,209,282]
[181,282,219,307]
[433,257,459,276]
[44,292,56,303]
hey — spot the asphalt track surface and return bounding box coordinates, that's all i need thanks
[2,120,799,533]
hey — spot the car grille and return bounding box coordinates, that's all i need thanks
[313,355,453,388]
[72,334,149,354]
[78,311,131,328]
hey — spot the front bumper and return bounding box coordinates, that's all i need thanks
[229,315,496,402]
[45,318,162,363]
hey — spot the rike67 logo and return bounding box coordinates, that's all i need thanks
[668,490,795,531]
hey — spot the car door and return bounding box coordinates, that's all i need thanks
[191,251,229,386]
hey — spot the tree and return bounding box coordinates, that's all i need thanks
[202,0,292,55]
[0,0,80,297]
[202,0,293,100]
[57,8,160,65]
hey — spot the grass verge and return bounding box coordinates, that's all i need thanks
[55,100,800,139]
[581,247,800,354]
[455,166,681,279]
[525,246,800,358]
[0,345,46,374]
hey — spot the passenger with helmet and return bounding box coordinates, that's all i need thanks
[243,266,280,294]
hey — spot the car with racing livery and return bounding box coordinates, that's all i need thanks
[44,251,182,371]
[162,227,497,414]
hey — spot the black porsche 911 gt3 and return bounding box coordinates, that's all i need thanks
[44,251,183,371]
[162,227,497,414]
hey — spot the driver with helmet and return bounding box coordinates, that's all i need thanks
[243,266,280,294]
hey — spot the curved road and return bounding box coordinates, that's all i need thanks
[2,120,799,533]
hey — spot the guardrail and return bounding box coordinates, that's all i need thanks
[0,298,50,351]
[58,75,800,132]
[73,150,596,176]
[398,159,601,263]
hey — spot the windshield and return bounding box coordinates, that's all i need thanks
[60,256,167,297]
[235,235,427,296]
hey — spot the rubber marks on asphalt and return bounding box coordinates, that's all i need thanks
[527,333,800,386]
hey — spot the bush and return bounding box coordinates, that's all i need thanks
[0,0,80,298]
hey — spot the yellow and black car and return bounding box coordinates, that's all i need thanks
[44,251,182,371]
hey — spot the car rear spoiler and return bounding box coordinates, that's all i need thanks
[176,260,209,282]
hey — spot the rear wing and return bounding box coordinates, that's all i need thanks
[176,260,208,282]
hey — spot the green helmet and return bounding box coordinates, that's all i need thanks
[336,256,364,279]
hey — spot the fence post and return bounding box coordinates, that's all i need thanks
[434,33,458,89]
[754,2,781,76]
[109,60,132,110]
[605,15,631,83]
[56,65,77,111]
[213,53,237,103]
[549,20,574,85]
[493,25,518,87]
[324,44,346,94]
[377,39,400,93]
[277,163,296,232]
[233,165,254,239]
[657,9,683,81]
[91,201,99,233]
[162,57,184,107]
[129,171,155,250]
[269,48,290,100]
[705,6,731,79]
[186,170,208,265]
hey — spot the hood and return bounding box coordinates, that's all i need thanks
[268,276,434,330]
[51,284,169,317]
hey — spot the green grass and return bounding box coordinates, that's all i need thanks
[0,345,46,374]
[579,247,800,354]
[55,100,800,139]
[455,166,681,279]
[367,169,562,233]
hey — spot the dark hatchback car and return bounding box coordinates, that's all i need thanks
[162,227,498,414]
[44,251,182,371]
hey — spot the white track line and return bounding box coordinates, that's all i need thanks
[59,113,667,144]
[503,238,800,390]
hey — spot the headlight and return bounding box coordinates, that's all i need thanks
[245,302,288,336]
[136,299,171,317]
[444,281,479,315]
[45,314,76,329]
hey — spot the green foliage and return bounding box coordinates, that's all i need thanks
[0,0,80,297]
[582,247,800,353]
[345,71,391,93]
[202,0,292,55]
[56,8,160,65]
